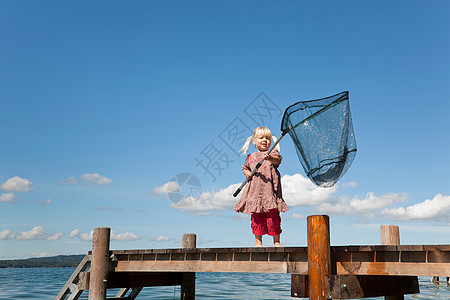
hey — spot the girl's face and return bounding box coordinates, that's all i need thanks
[253,134,271,152]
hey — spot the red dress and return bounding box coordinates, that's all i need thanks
[234,150,289,215]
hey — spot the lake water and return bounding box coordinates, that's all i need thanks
[0,268,449,299]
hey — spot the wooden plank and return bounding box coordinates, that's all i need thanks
[127,288,143,299]
[114,288,129,297]
[291,274,308,298]
[79,272,184,290]
[107,272,182,289]
[115,260,293,273]
[110,245,450,256]
[112,287,142,300]
[337,262,450,276]
[114,257,450,276]
[111,246,309,256]
[67,290,84,300]
[325,275,419,299]
[428,251,450,263]
[78,272,90,290]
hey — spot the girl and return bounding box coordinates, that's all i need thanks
[234,126,288,247]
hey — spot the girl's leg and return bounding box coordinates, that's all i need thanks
[251,212,267,247]
[255,235,263,247]
[273,234,282,247]
[266,209,282,246]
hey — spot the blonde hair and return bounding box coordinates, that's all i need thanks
[239,126,280,155]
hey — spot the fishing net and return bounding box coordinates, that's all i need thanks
[281,91,357,187]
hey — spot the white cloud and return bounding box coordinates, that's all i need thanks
[61,176,78,184]
[80,231,93,241]
[81,173,112,186]
[0,176,33,192]
[16,226,63,241]
[169,173,338,215]
[112,231,139,242]
[292,213,305,219]
[48,232,64,240]
[382,194,450,221]
[315,199,352,215]
[42,198,52,205]
[170,183,239,214]
[17,226,48,240]
[0,229,15,240]
[69,229,80,238]
[281,174,337,206]
[342,181,358,188]
[156,236,171,242]
[313,192,407,218]
[77,230,138,242]
[350,192,408,214]
[0,192,15,202]
[162,172,424,223]
[154,181,179,195]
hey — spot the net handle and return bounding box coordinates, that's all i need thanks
[233,131,288,197]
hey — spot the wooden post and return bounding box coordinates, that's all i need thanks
[89,227,110,300]
[307,215,331,300]
[381,225,400,245]
[381,225,403,300]
[182,233,197,249]
[181,233,196,300]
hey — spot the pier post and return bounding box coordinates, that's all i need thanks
[182,233,197,249]
[181,233,196,300]
[307,215,331,300]
[89,227,111,300]
[381,225,403,300]
[381,225,400,245]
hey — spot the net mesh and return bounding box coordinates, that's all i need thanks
[281,91,357,187]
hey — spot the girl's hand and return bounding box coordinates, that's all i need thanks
[264,153,281,164]
[243,169,252,180]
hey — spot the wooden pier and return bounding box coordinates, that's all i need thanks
[55,215,450,300]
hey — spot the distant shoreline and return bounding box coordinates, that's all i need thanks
[0,254,84,268]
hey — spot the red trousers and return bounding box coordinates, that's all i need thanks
[251,209,282,236]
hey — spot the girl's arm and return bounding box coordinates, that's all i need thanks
[264,153,282,165]
[243,168,252,179]
[242,154,252,179]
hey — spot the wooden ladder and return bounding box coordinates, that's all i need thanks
[54,255,143,300]
[54,255,91,300]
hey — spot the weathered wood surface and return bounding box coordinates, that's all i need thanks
[291,274,308,298]
[181,233,196,300]
[325,275,419,299]
[89,227,111,300]
[381,225,401,246]
[307,215,331,300]
[78,271,184,290]
[182,233,197,249]
[380,224,403,300]
[110,244,450,276]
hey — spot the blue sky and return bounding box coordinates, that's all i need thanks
[1,1,449,259]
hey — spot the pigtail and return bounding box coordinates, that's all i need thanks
[239,136,253,156]
[272,135,280,153]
